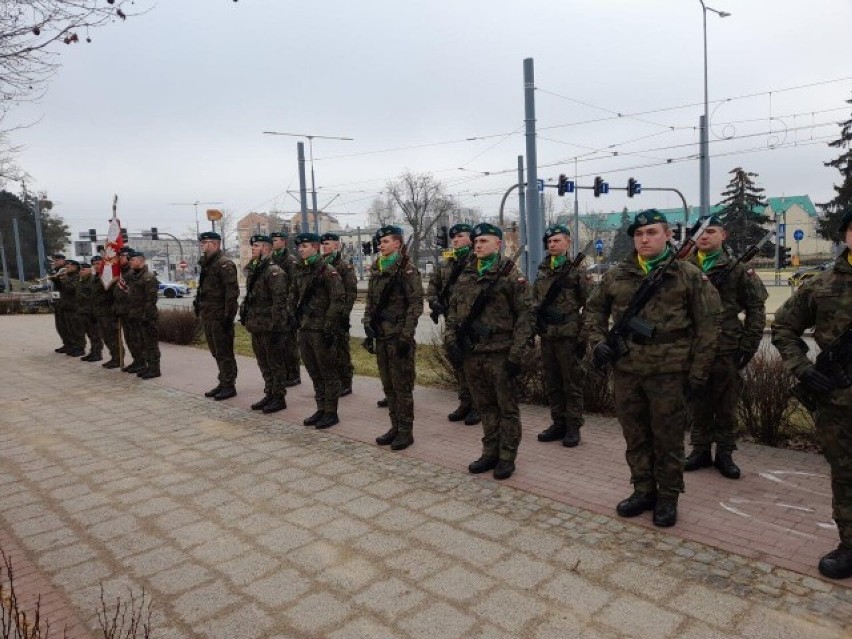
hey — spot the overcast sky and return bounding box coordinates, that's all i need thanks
[6,0,852,241]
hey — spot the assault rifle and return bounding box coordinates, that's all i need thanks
[791,323,852,412]
[429,250,471,324]
[595,216,713,369]
[362,237,413,354]
[535,252,586,334]
[709,229,774,288]
[455,245,526,354]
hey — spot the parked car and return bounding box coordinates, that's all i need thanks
[158,281,192,298]
[27,282,51,293]
[787,262,832,287]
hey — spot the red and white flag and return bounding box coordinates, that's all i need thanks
[101,195,124,288]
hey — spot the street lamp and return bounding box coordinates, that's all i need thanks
[262,132,353,233]
[698,1,730,218]
[168,200,223,237]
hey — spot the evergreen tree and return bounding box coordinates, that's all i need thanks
[817,94,852,241]
[610,207,634,262]
[717,167,773,257]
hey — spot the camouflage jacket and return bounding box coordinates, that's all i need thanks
[75,274,97,317]
[531,256,592,340]
[112,266,133,317]
[426,250,473,315]
[127,266,159,321]
[197,250,239,321]
[688,250,767,357]
[243,257,287,333]
[364,256,423,340]
[445,256,533,362]
[91,274,114,318]
[772,250,852,403]
[581,252,720,380]
[55,272,79,311]
[288,258,345,331]
[271,248,297,279]
[328,252,358,315]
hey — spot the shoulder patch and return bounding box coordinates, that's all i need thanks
[746,268,756,277]
[517,277,527,284]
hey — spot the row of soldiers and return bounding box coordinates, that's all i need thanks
[49,248,161,378]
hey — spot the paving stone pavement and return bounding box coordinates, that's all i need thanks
[1,316,851,639]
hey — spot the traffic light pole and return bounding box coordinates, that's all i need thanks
[631,187,690,224]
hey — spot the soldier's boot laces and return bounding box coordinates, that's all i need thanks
[214,386,237,401]
[562,425,581,448]
[493,460,515,480]
[390,431,413,451]
[204,385,223,398]
[818,546,852,580]
[315,413,339,429]
[375,428,397,446]
[376,397,389,408]
[262,397,287,414]
[447,405,471,422]
[464,409,481,426]
[251,395,273,410]
[714,450,741,479]
[303,410,324,426]
[684,448,713,472]
[537,423,567,443]
[468,456,499,474]
[653,500,678,527]
[616,492,657,518]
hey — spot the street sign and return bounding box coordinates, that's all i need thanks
[178,260,189,270]
[778,223,786,235]
[536,179,545,192]
[594,239,604,254]
[793,229,804,241]
[565,180,575,193]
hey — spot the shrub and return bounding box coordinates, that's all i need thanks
[157,309,201,345]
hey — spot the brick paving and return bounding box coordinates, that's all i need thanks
[0,315,850,638]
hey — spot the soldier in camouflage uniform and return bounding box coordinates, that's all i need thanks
[196,231,240,400]
[321,233,358,396]
[126,251,161,379]
[532,224,591,447]
[90,256,121,368]
[582,210,720,526]
[365,226,423,451]
[55,259,86,357]
[113,247,142,372]
[75,261,104,362]
[241,235,289,414]
[48,254,72,353]
[685,215,767,479]
[445,223,532,480]
[427,223,480,425]
[290,233,346,429]
[772,209,852,580]
[271,231,302,386]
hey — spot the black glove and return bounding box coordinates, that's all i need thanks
[592,342,615,369]
[339,317,351,331]
[429,300,445,315]
[800,366,836,394]
[445,342,464,366]
[735,350,753,370]
[505,359,522,379]
[396,338,412,358]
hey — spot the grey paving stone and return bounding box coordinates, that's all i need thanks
[217,551,280,586]
[317,516,373,543]
[328,617,400,639]
[149,562,214,596]
[285,592,353,633]
[342,495,391,519]
[286,505,342,528]
[373,507,428,532]
[21,526,76,552]
[190,535,251,564]
[554,545,618,573]
[288,540,343,573]
[229,512,282,535]
[68,505,123,527]
[384,548,450,581]
[669,584,751,629]
[53,559,112,590]
[460,512,520,539]
[88,514,140,540]
[353,531,409,556]
[172,580,241,624]
[541,572,613,616]
[735,607,847,639]
[195,603,273,639]
[606,561,680,601]
[127,496,181,517]
[314,485,365,506]
[11,513,66,537]
[421,565,495,602]
[411,522,507,565]
[362,478,413,499]
[486,553,555,589]
[316,557,379,593]
[169,521,226,549]
[598,595,684,638]
[473,587,548,633]
[353,577,427,618]
[37,542,97,571]
[257,523,313,554]
[242,568,311,608]
[399,602,476,639]
[125,546,190,577]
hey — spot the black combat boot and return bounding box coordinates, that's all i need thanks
[303,410,323,426]
[616,491,657,518]
[214,385,236,401]
[375,428,397,446]
[315,413,339,429]
[251,395,273,410]
[818,546,852,580]
[464,410,481,426]
[377,397,389,408]
[652,499,678,527]
[447,405,470,422]
[537,423,567,442]
[339,386,353,397]
[285,377,301,387]
[102,359,120,369]
[684,448,713,472]
[493,460,515,480]
[66,348,85,357]
[468,456,499,474]
[55,346,69,353]
[88,353,103,362]
[80,352,95,361]
[714,450,741,479]
[122,361,142,373]
[205,385,222,398]
[390,430,413,451]
[140,367,161,380]
[562,425,581,448]
[262,397,287,414]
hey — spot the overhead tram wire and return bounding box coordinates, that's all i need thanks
[536,87,677,131]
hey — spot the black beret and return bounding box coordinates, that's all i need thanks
[65,259,80,267]
[80,261,92,268]
[544,224,571,240]
[375,226,403,240]
[52,253,66,260]
[250,234,272,245]
[90,256,103,263]
[128,250,145,258]
[838,209,852,236]
[294,232,321,244]
[198,231,221,241]
[118,247,133,255]
[471,223,503,240]
[627,209,669,237]
[449,223,473,238]
[270,231,288,239]
[320,232,340,242]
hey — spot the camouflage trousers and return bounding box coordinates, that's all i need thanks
[62,310,84,350]
[299,330,340,414]
[54,307,69,347]
[376,338,415,436]
[79,314,103,355]
[336,329,354,390]
[446,344,473,409]
[117,315,140,364]
[541,337,584,429]
[465,351,522,462]
[613,370,688,500]
[128,317,160,370]
[283,326,301,382]
[251,331,287,400]
[203,320,237,386]
[96,315,120,361]
[690,354,739,451]
[815,388,852,549]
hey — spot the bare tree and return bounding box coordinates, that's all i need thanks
[385,171,454,264]
[365,193,400,228]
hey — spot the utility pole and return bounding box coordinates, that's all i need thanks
[523,57,543,270]
[12,218,26,285]
[573,157,580,258]
[356,226,364,280]
[517,155,528,277]
[22,184,48,279]
[297,142,309,233]
[0,230,10,292]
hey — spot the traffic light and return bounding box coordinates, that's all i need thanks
[362,241,372,255]
[150,227,159,241]
[778,246,792,269]
[120,227,128,242]
[436,225,449,249]
[88,228,97,242]
[593,176,609,197]
[627,178,641,198]
[672,223,683,242]
[557,174,568,197]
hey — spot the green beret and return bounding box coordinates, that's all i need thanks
[270,231,288,239]
[320,232,340,242]
[118,247,133,255]
[128,250,145,259]
[689,215,723,236]
[544,224,570,240]
[449,223,473,238]
[250,234,272,245]
[294,232,321,244]
[838,209,852,236]
[80,261,92,268]
[198,231,221,241]
[471,223,502,240]
[627,209,668,237]
[375,226,403,240]
[65,259,80,267]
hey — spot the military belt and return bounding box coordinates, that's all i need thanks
[629,327,692,346]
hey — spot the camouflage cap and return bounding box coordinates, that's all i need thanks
[320,232,340,242]
[249,234,272,245]
[269,231,288,239]
[198,231,221,241]
[838,209,852,236]
[471,222,503,240]
[375,225,403,240]
[294,232,321,244]
[543,224,571,240]
[448,223,473,237]
[627,209,668,237]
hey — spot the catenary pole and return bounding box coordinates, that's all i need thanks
[12,218,26,285]
[523,58,543,270]
[297,142,310,233]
